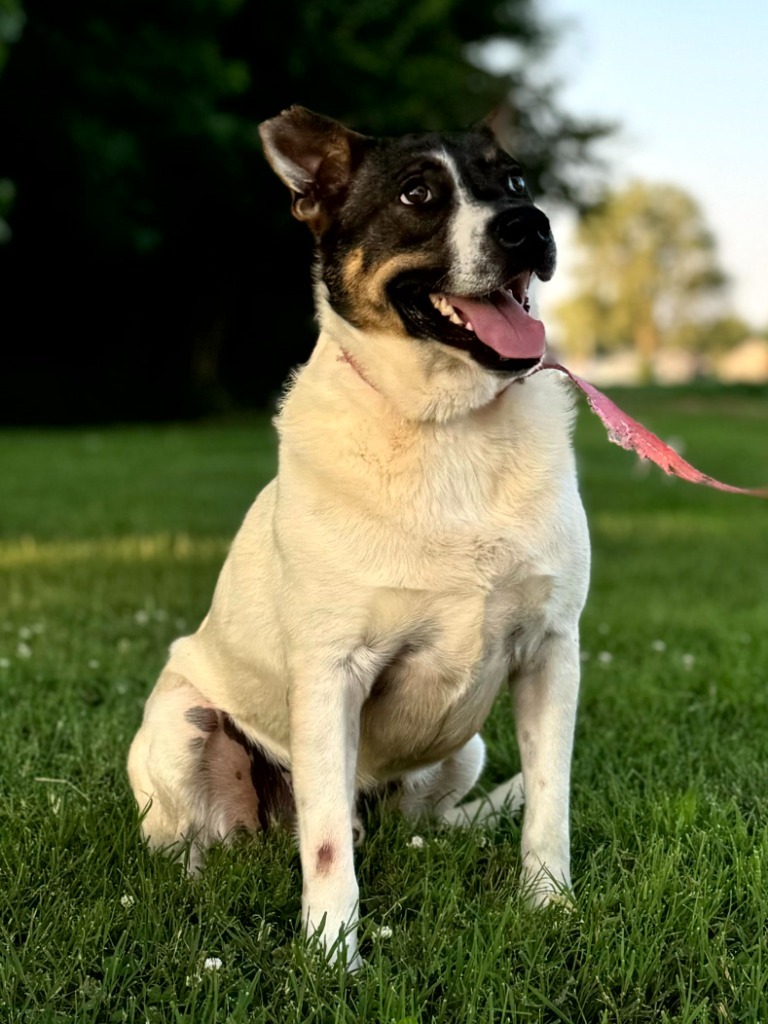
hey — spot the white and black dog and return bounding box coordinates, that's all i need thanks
[128,106,590,968]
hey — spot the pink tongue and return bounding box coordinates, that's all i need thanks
[447,290,545,360]
[539,363,768,498]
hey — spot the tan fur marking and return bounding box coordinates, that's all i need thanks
[340,249,434,334]
[341,247,365,291]
[367,253,432,295]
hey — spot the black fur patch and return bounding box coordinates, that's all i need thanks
[185,706,219,733]
[222,715,295,829]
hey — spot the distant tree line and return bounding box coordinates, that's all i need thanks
[0,0,610,424]
[554,181,757,365]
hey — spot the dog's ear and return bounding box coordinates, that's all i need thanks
[480,106,517,156]
[259,106,370,233]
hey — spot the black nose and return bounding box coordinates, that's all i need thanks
[490,206,556,279]
[491,206,552,251]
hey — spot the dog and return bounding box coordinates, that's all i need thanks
[128,105,590,969]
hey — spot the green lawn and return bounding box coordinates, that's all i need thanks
[1,386,767,1023]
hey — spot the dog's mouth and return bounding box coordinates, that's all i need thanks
[391,270,546,374]
[430,271,544,362]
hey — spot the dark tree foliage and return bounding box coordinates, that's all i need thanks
[0,0,610,423]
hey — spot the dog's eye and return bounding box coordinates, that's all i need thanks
[400,180,433,206]
[507,174,526,194]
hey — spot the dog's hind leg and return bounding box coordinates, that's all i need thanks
[128,672,291,873]
[439,772,525,826]
[399,734,488,819]
[399,734,525,826]
[128,673,215,871]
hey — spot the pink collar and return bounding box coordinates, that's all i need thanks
[338,345,515,410]
[338,347,380,392]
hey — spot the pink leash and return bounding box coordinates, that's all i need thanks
[538,362,768,498]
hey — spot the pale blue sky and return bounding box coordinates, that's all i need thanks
[531,0,768,328]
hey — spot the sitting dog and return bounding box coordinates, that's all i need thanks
[128,106,590,968]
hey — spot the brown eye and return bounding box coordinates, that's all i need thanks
[400,180,433,206]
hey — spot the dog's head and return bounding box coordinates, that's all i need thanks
[259,106,556,378]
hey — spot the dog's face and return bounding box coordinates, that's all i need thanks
[260,106,556,375]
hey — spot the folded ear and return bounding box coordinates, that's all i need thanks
[258,106,370,233]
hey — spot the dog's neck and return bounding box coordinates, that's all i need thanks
[337,347,380,394]
[315,291,512,423]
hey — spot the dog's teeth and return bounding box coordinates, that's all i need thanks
[431,293,471,328]
[464,321,474,332]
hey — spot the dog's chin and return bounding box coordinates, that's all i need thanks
[388,274,544,376]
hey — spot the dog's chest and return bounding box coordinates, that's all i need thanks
[357,571,553,777]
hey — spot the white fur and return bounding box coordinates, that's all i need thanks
[437,149,498,296]
[128,281,590,968]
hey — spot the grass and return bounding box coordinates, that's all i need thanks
[1,385,767,1023]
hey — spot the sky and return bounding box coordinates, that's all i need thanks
[526,0,768,330]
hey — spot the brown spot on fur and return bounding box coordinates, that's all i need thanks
[316,842,335,875]
[185,706,219,733]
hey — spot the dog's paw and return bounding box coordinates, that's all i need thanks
[529,888,576,914]
[305,926,362,972]
[520,859,574,912]
[303,900,361,973]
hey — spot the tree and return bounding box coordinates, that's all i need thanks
[554,182,729,364]
[0,0,612,423]
[0,0,23,72]
[0,0,23,243]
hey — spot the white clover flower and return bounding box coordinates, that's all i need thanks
[16,642,32,659]
[0,658,10,669]
[203,957,223,971]
[579,650,590,662]
[18,626,33,640]
[133,610,150,625]
[408,835,426,849]
[597,622,611,636]
[651,640,667,653]
[120,894,136,909]
[597,651,613,665]
[88,659,100,670]
[373,925,393,940]
[681,653,695,670]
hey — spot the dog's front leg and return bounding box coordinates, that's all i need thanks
[290,658,369,969]
[514,630,580,907]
